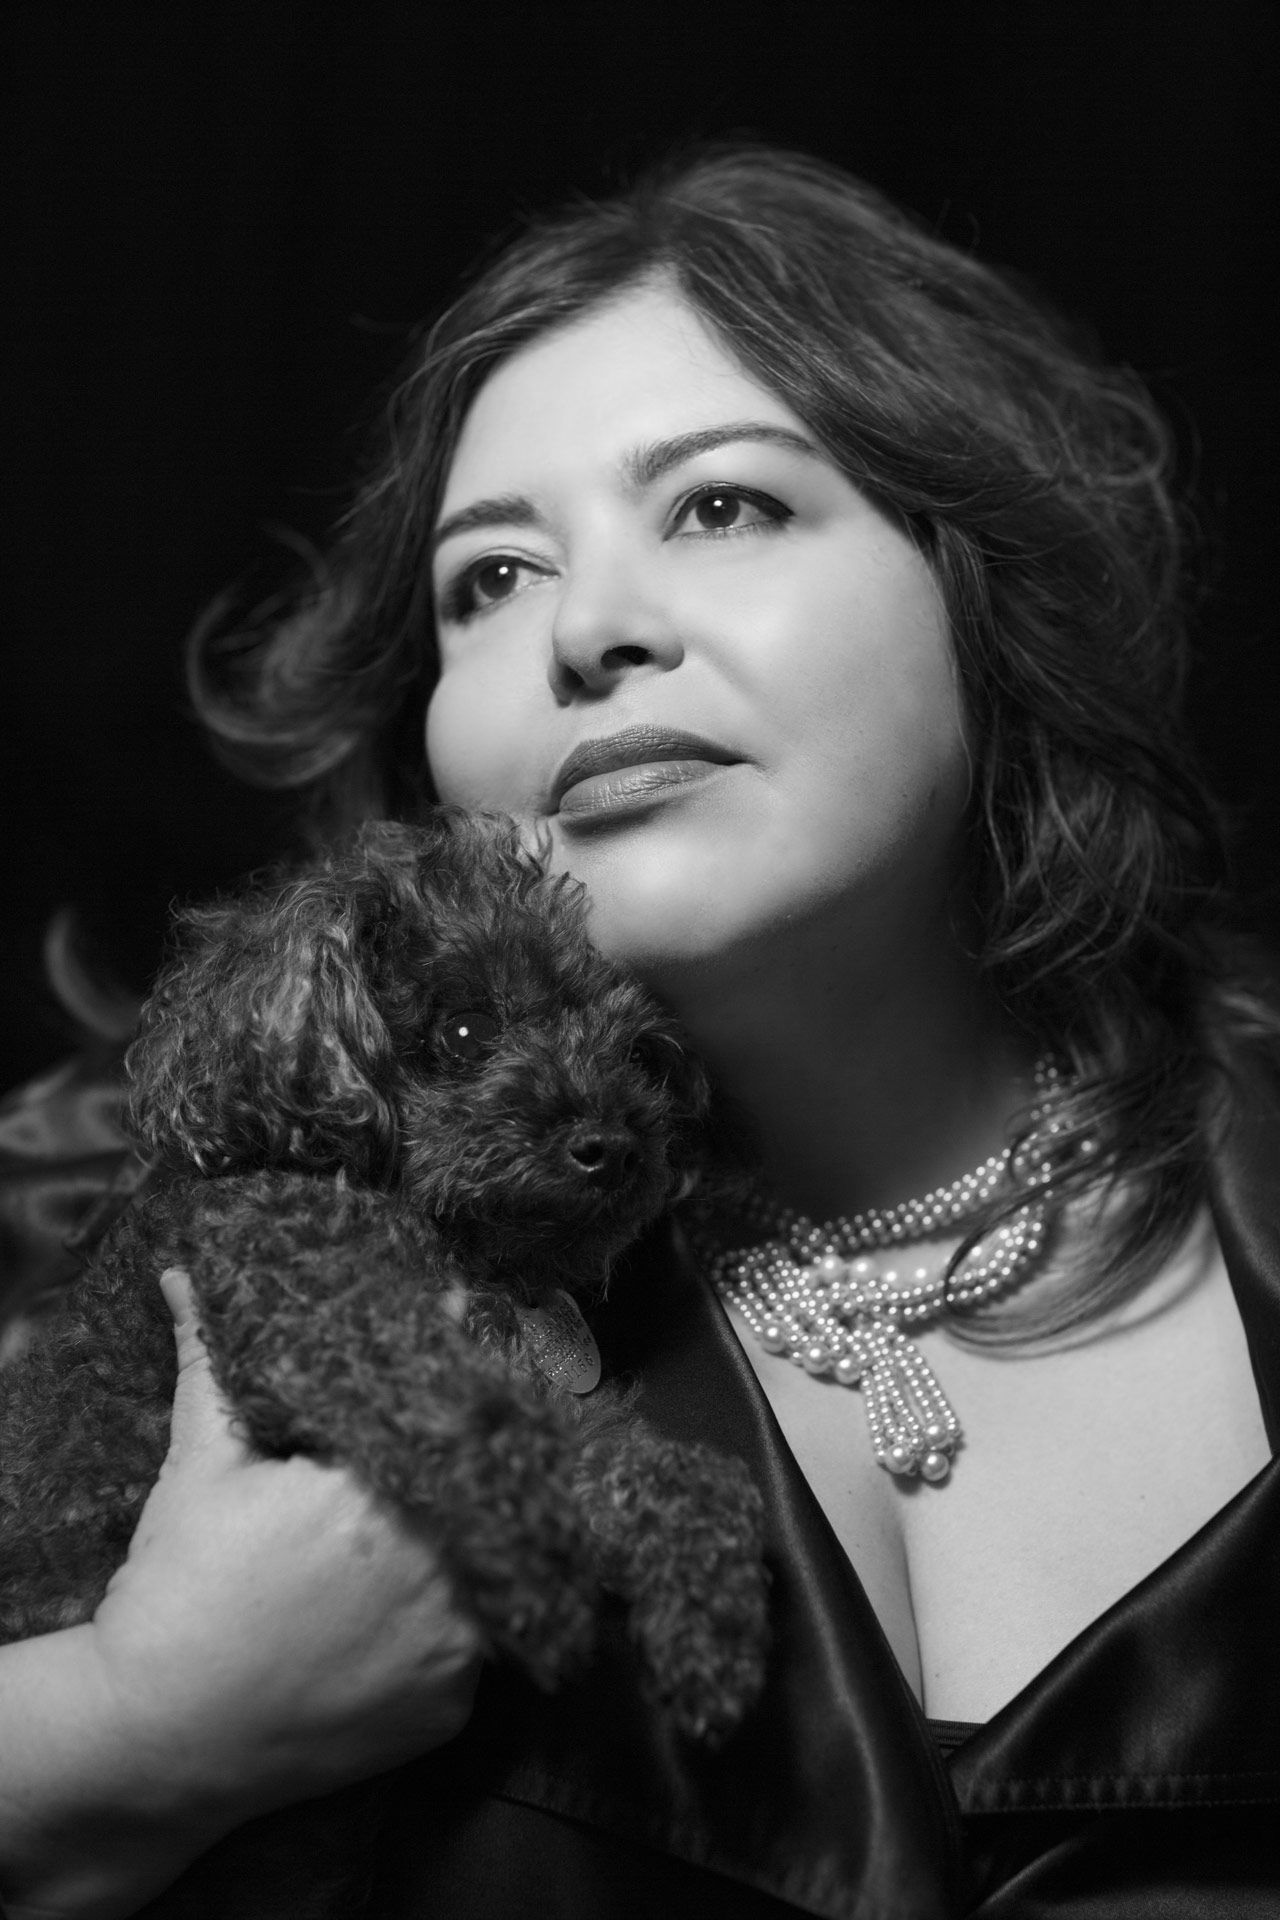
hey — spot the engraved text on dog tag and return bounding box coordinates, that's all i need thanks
[517,1290,602,1395]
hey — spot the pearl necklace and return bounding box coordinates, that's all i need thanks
[691,1058,1066,1484]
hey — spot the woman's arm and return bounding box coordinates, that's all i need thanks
[0,1270,482,1920]
[0,1624,237,1920]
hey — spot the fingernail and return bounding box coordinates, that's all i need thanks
[158,1267,192,1314]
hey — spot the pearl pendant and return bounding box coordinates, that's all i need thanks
[698,1067,1066,1490]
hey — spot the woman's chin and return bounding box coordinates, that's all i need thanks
[543,794,899,991]
[569,865,808,996]
[561,864,746,981]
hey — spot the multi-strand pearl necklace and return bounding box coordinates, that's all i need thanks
[691,1058,1067,1485]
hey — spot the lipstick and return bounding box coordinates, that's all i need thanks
[551,727,738,826]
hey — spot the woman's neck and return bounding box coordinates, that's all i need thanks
[667,939,1033,1225]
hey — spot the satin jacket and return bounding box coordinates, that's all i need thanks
[3,1052,1278,1918]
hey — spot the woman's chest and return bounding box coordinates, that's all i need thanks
[722,1219,1272,1723]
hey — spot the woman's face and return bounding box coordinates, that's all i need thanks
[426,281,971,990]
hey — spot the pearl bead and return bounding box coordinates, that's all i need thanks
[694,1052,1066,1493]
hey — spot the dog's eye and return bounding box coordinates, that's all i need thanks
[437,1008,500,1064]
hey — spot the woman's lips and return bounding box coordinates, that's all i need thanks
[557,757,731,822]
[549,726,740,827]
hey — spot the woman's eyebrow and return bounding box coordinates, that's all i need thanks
[432,493,543,559]
[623,421,824,488]
[431,422,823,558]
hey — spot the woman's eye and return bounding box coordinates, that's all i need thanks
[673,485,791,538]
[440,556,544,624]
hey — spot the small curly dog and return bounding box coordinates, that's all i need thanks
[0,811,768,1918]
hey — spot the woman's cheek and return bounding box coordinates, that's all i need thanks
[424,675,493,809]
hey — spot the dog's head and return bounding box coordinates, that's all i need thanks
[127,812,708,1294]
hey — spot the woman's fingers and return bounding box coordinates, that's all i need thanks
[156,1261,196,1332]
[84,1264,485,1823]
[157,1266,251,1469]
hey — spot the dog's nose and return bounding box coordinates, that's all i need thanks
[564,1124,641,1188]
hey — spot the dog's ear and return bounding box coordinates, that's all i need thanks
[631,1027,710,1132]
[126,861,401,1181]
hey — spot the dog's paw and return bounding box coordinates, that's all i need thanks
[576,1429,770,1744]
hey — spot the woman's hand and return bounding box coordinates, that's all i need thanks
[0,1267,482,1919]
[96,1267,483,1802]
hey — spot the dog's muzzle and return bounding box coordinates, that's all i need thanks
[561,1124,641,1190]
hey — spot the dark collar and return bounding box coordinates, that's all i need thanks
[432,1217,964,1919]
[949,1053,1280,1813]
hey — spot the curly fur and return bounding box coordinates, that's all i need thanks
[0,811,768,1919]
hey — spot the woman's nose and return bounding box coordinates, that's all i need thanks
[547,558,685,700]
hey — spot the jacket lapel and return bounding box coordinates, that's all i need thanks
[950,1058,1280,1812]
[436,1218,964,1920]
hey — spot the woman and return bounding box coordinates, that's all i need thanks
[2,146,1277,1917]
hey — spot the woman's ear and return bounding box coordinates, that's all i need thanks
[126,865,400,1182]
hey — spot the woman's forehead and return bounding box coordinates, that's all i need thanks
[437,284,803,515]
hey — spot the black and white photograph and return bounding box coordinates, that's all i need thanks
[2,6,1278,1915]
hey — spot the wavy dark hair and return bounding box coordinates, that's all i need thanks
[190,143,1266,1341]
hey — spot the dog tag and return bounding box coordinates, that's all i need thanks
[517,1289,602,1395]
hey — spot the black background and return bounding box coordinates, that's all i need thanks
[4,1,1277,1091]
